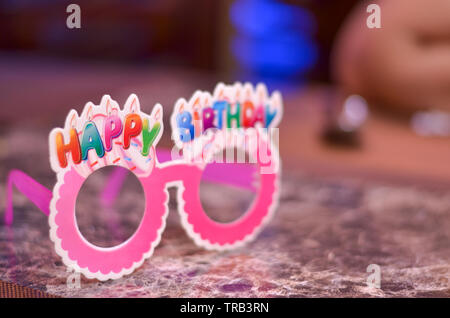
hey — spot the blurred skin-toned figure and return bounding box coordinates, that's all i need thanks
[332,0,450,115]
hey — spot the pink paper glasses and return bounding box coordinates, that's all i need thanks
[4,83,282,280]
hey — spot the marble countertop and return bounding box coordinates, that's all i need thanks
[1,128,449,298]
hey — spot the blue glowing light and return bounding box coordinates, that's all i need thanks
[229,0,317,79]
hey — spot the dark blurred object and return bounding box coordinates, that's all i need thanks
[305,0,360,82]
[322,124,361,148]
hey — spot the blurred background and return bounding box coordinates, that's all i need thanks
[3,0,450,184]
[0,0,353,85]
[2,0,450,185]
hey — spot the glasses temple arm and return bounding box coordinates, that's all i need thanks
[4,150,258,223]
[4,169,52,226]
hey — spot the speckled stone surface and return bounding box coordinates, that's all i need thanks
[0,128,449,297]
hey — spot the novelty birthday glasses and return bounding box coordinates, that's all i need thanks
[4,82,282,280]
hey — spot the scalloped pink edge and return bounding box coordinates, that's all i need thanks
[49,156,280,280]
[173,135,281,251]
[49,166,169,281]
[176,172,280,251]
